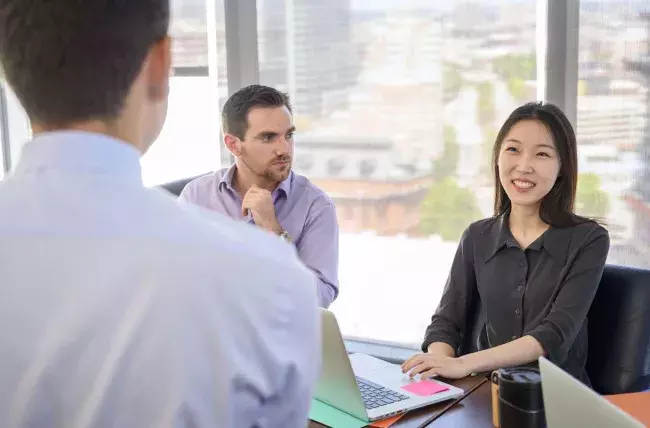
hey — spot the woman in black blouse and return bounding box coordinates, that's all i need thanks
[402,102,609,384]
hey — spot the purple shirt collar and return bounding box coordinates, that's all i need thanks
[218,163,292,199]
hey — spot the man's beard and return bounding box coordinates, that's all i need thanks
[240,150,292,183]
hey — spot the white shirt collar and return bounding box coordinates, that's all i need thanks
[13,130,143,183]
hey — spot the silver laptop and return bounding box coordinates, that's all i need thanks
[539,356,644,428]
[314,309,464,422]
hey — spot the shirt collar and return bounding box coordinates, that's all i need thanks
[13,130,142,184]
[484,212,570,265]
[218,163,292,197]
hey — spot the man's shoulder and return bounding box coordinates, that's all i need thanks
[161,188,294,254]
[183,170,225,193]
[143,187,316,298]
[290,171,334,207]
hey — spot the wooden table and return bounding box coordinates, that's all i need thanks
[309,375,493,428]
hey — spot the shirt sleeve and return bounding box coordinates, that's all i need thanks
[255,267,321,428]
[296,202,339,308]
[422,227,478,354]
[527,226,610,364]
[182,239,321,428]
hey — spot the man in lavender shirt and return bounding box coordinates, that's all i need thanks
[180,85,339,307]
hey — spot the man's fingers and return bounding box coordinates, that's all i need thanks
[241,193,260,215]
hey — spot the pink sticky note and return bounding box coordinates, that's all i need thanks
[401,380,449,396]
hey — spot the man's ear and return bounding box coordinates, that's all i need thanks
[224,134,242,157]
[146,36,172,102]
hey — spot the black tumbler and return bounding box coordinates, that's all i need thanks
[497,367,546,428]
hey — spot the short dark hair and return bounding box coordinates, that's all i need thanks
[0,0,170,126]
[222,85,292,140]
[492,102,591,227]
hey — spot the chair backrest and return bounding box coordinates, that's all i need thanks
[458,264,650,394]
[586,264,650,394]
[158,174,208,197]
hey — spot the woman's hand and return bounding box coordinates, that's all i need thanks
[401,353,472,380]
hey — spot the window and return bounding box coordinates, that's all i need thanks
[140,75,224,186]
[326,157,345,176]
[294,152,315,173]
[141,0,228,186]
[2,83,31,172]
[0,0,228,186]
[577,2,650,262]
[358,159,377,178]
[258,0,540,346]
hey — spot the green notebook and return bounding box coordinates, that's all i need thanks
[309,398,368,428]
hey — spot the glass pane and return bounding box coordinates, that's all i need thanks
[577,2,650,268]
[141,0,229,186]
[258,0,539,346]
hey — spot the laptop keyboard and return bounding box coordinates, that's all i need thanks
[356,376,410,410]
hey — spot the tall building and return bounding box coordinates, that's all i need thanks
[258,0,358,117]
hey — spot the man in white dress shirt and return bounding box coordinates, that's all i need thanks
[0,1,320,428]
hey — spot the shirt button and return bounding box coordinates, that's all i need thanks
[517,285,524,292]
[515,309,521,315]
[519,260,526,267]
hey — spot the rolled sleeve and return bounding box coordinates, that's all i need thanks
[422,227,477,354]
[296,203,339,308]
[527,227,610,364]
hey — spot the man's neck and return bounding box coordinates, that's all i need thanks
[232,165,279,196]
[32,121,145,154]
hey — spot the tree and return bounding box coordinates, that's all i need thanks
[576,173,610,220]
[420,177,482,241]
[578,79,588,97]
[443,67,463,99]
[493,53,536,81]
[480,125,498,178]
[432,126,460,181]
[476,82,495,126]
[507,77,527,101]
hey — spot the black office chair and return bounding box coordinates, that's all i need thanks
[158,174,208,197]
[586,265,650,394]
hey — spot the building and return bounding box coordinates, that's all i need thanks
[258,0,358,117]
[325,12,444,165]
[294,136,431,236]
[577,86,646,163]
[623,13,650,266]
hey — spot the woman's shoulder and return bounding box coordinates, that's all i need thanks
[465,216,502,237]
[566,216,610,241]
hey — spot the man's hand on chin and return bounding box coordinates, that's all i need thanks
[242,185,283,235]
